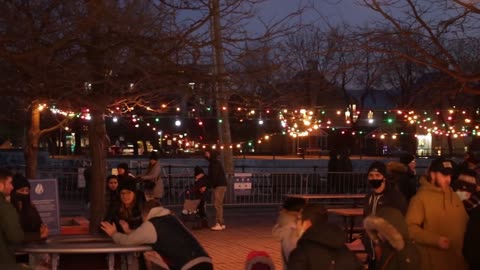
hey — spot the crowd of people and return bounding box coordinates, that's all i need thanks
[1,148,480,270]
[271,150,480,270]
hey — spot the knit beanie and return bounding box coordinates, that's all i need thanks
[399,154,415,165]
[119,180,137,193]
[13,174,30,191]
[194,166,204,177]
[368,161,387,177]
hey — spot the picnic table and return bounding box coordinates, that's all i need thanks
[285,193,365,207]
[16,235,152,270]
[328,208,364,242]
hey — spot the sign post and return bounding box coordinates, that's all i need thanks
[29,178,61,235]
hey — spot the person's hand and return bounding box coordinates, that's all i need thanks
[40,224,49,239]
[119,220,131,234]
[199,186,206,193]
[438,236,449,249]
[100,221,117,237]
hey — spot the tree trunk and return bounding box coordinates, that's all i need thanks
[210,0,234,175]
[88,110,108,233]
[25,104,40,179]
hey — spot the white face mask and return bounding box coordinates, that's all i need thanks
[456,190,471,201]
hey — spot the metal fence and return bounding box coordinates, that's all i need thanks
[25,169,369,215]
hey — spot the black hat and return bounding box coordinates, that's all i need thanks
[117,163,129,171]
[368,161,387,177]
[119,180,137,192]
[149,151,159,161]
[399,154,415,165]
[428,157,455,175]
[12,174,30,191]
[194,166,204,177]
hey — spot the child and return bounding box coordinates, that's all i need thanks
[182,166,207,216]
[105,175,120,213]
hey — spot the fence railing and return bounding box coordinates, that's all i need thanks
[26,169,370,215]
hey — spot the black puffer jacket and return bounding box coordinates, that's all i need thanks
[463,201,480,270]
[287,222,363,270]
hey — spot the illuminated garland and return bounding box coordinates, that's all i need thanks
[38,103,480,151]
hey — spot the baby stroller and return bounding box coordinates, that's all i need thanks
[179,189,204,230]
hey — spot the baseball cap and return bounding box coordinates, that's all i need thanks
[428,157,455,175]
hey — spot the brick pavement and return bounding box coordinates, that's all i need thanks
[189,207,282,270]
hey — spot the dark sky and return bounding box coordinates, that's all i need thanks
[256,0,378,27]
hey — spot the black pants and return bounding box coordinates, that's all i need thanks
[198,200,207,219]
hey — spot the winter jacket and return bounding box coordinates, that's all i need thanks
[406,176,469,270]
[104,191,144,233]
[112,206,211,270]
[206,152,227,188]
[287,222,363,270]
[463,197,480,270]
[187,175,207,200]
[139,161,163,199]
[272,210,300,267]
[364,207,421,270]
[387,161,417,202]
[0,192,25,269]
[362,184,408,261]
[10,193,44,242]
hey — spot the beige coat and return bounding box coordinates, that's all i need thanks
[405,176,469,270]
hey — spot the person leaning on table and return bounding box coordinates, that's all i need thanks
[101,200,212,270]
[0,168,29,270]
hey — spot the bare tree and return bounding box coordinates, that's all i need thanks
[359,0,480,95]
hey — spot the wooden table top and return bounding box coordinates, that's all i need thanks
[327,208,364,216]
[286,194,365,200]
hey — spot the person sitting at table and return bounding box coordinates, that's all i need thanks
[105,175,121,214]
[0,168,27,270]
[272,197,306,268]
[101,200,213,270]
[11,174,49,242]
[287,204,363,270]
[104,180,144,234]
[362,161,407,270]
[10,174,50,268]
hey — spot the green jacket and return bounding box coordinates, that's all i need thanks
[406,176,469,270]
[0,192,25,269]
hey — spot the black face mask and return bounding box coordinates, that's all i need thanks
[369,179,384,189]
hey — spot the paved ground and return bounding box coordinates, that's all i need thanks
[189,206,283,270]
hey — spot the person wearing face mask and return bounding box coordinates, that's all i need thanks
[10,174,48,242]
[405,157,469,270]
[362,161,407,270]
[287,204,363,270]
[10,174,49,268]
[453,168,480,270]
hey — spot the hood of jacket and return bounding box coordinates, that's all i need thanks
[146,206,171,220]
[297,222,345,249]
[272,210,298,240]
[364,207,407,251]
[387,161,408,175]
